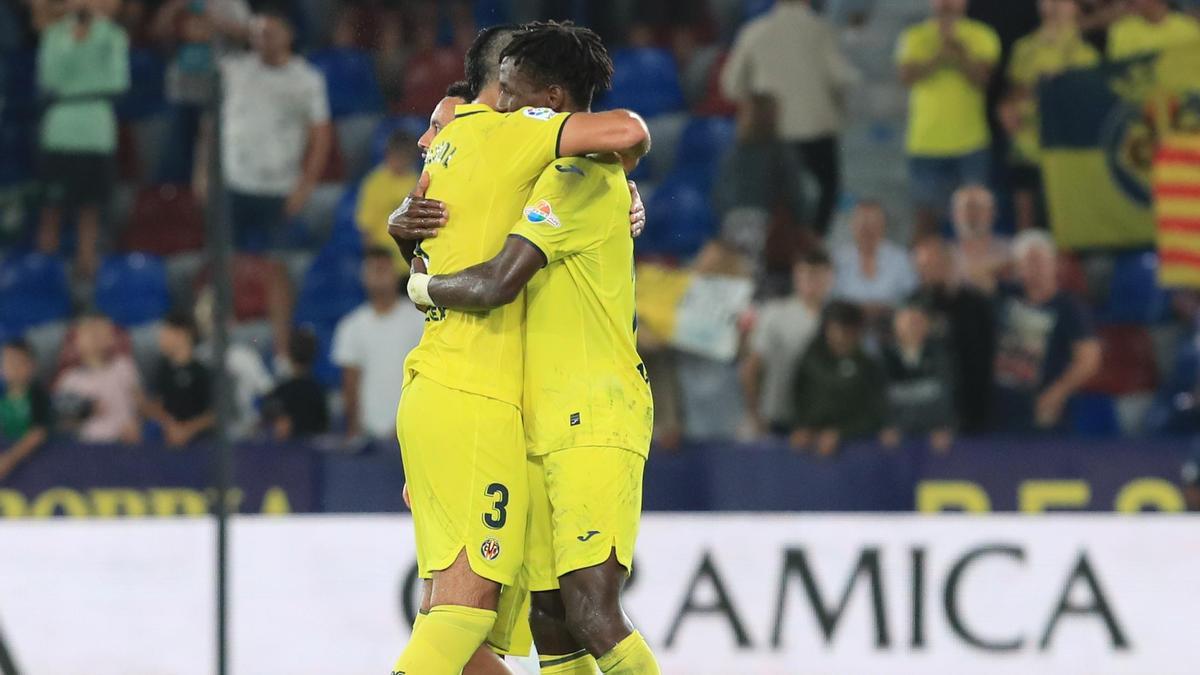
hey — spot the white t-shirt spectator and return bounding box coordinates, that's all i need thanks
[220,54,329,196]
[56,355,141,443]
[749,298,821,426]
[195,341,274,440]
[832,242,918,307]
[331,302,425,438]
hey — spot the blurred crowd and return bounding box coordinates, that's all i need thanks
[3,0,1200,480]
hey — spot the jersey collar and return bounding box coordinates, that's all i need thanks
[454,103,493,118]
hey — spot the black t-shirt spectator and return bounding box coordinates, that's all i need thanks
[992,286,1095,431]
[0,384,51,443]
[791,341,887,438]
[265,376,329,437]
[913,285,996,435]
[882,343,956,435]
[153,358,212,423]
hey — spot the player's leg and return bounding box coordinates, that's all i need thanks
[544,447,659,674]
[393,376,527,674]
[415,577,519,675]
[526,455,599,674]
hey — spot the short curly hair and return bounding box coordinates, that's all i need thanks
[499,21,614,109]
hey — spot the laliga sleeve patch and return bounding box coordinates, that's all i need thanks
[523,107,556,121]
[524,199,561,228]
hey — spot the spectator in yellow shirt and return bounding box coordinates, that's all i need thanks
[354,129,419,273]
[1001,0,1099,231]
[897,0,1002,238]
[1107,0,1200,59]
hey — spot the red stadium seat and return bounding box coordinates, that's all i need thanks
[695,51,738,117]
[121,184,205,256]
[1085,324,1158,396]
[194,254,274,322]
[316,131,347,184]
[1057,252,1089,298]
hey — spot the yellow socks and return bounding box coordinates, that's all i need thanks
[596,631,660,675]
[392,605,497,675]
[540,649,600,674]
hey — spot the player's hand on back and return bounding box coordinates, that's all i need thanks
[628,180,645,238]
[388,172,448,242]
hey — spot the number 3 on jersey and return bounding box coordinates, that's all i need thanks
[483,483,508,529]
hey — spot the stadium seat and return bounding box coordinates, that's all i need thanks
[643,112,689,180]
[121,184,205,256]
[327,182,364,254]
[301,321,341,388]
[0,253,71,333]
[294,247,365,326]
[191,254,277,322]
[116,49,167,121]
[694,51,739,118]
[1086,324,1158,396]
[676,116,736,182]
[1069,392,1120,437]
[335,113,384,180]
[95,253,171,327]
[1056,252,1089,299]
[318,132,348,184]
[601,48,686,119]
[1104,251,1169,323]
[309,48,384,119]
[641,171,717,260]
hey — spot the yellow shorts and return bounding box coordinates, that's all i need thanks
[524,446,646,592]
[397,374,527,586]
[488,574,533,657]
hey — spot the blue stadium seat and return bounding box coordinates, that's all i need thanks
[116,49,167,121]
[1069,392,1120,437]
[1,50,36,121]
[600,48,686,119]
[369,115,429,168]
[1104,251,1169,323]
[294,247,365,326]
[309,48,384,119]
[474,0,511,27]
[301,321,341,388]
[327,182,364,255]
[0,253,71,333]
[95,253,171,327]
[675,116,736,183]
[641,171,717,259]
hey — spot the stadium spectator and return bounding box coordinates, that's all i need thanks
[911,237,995,435]
[150,0,251,183]
[54,313,142,444]
[950,184,1010,294]
[897,0,1001,237]
[993,231,1101,432]
[790,301,886,457]
[193,288,272,440]
[1107,0,1200,59]
[0,339,51,481]
[332,247,424,440]
[396,4,465,116]
[1001,0,1099,232]
[35,3,130,280]
[880,301,955,452]
[831,200,917,317]
[720,0,859,236]
[355,129,419,272]
[740,249,833,437]
[142,312,214,448]
[263,327,329,439]
[219,8,331,251]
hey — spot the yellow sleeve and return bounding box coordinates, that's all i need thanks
[1007,37,1034,86]
[494,107,574,177]
[895,25,927,66]
[509,159,611,264]
[1107,20,1131,59]
[968,22,1002,65]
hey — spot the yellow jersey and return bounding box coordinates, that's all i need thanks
[509,156,654,457]
[355,164,418,274]
[1108,12,1200,60]
[404,104,573,407]
[896,18,1001,156]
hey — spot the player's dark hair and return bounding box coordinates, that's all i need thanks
[364,246,394,262]
[288,327,318,369]
[500,21,614,109]
[163,310,199,344]
[2,337,34,359]
[465,24,521,99]
[445,80,474,99]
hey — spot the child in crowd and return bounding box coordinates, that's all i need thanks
[263,327,329,439]
[790,301,886,457]
[142,312,214,448]
[879,301,956,453]
[0,339,51,480]
[55,313,143,444]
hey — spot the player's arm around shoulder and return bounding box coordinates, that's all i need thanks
[557,109,651,172]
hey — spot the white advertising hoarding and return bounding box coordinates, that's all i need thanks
[0,515,1196,674]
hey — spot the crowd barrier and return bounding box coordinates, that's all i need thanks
[0,437,1191,517]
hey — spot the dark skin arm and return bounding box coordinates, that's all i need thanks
[423,236,546,310]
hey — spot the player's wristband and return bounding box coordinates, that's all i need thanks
[407,272,434,307]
